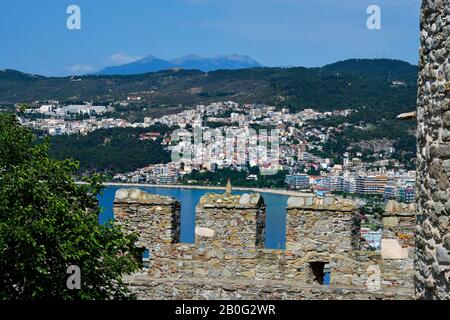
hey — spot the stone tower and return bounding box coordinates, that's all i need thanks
[415,0,450,300]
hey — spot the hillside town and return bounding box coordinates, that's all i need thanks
[18,100,415,203]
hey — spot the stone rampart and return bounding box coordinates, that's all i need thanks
[114,189,181,257]
[114,189,414,299]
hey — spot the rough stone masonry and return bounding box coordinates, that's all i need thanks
[114,189,415,300]
[415,0,450,299]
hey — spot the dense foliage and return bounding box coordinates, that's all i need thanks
[48,127,171,175]
[181,167,288,188]
[0,113,140,299]
[1,59,417,114]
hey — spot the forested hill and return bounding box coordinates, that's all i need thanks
[0,59,418,117]
[322,59,418,81]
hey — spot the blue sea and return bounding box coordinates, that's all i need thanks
[98,186,290,249]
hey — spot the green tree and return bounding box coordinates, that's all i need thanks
[0,113,140,300]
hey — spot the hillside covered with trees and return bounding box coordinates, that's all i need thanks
[47,127,171,176]
[1,59,417,115]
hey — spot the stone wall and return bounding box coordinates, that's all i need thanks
[114,189,414,299]
[415,0,450,299]
[115,189,282,281]
[381,200,415,292]
[114,189,181,258]
[284,196,360,286]
[124,275,413,300]
[195,192,266,255]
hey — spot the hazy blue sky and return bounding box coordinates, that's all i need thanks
[0,0,421,76]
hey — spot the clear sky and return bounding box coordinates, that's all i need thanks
[0,0,421,76]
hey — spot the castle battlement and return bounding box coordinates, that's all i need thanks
[114,188,181,252]
[114,189,414,299]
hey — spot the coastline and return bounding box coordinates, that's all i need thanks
[95,182,311,198]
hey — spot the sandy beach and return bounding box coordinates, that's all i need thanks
[97,182,312,198]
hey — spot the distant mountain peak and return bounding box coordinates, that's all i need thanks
[139,55,157,63]
[97,54,263,75]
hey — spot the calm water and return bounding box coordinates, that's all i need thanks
[98,186,289,249]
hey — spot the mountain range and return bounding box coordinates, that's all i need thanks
[97,54,263,75]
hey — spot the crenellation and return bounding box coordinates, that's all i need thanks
[114,188,414,299]
[383,200,416,248]
[114,188,181,251]
[285,195,360,286]
[195,192,266,252]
